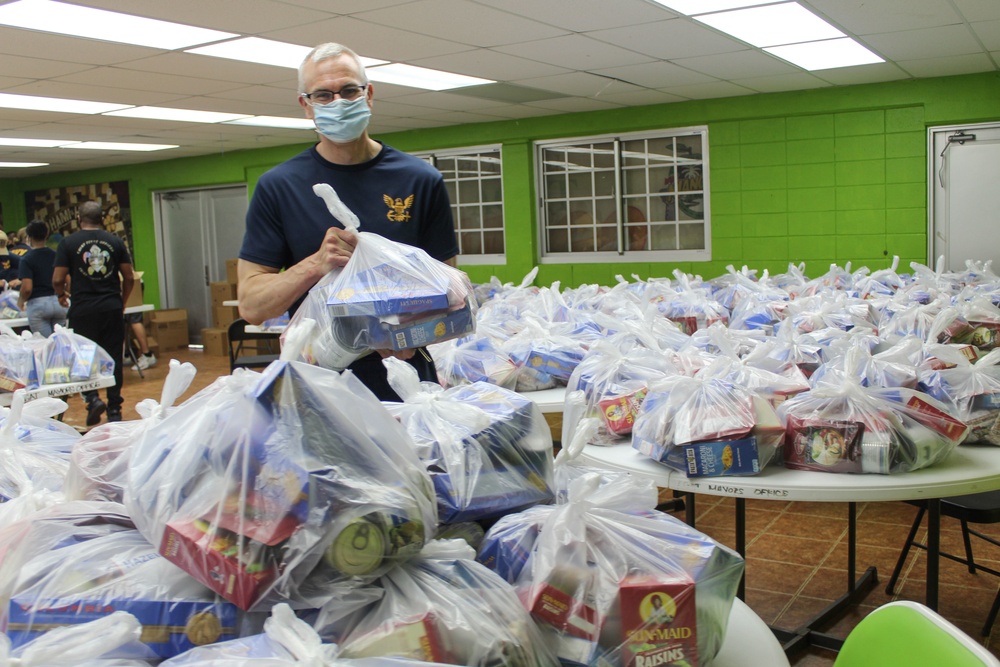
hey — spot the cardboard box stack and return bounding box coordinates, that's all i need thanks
[151,309,189,352]
[201,259,239,356]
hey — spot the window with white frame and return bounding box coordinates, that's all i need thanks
[414,145,504,263]
[536,127,710,262]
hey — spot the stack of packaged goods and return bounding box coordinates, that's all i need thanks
[477,464,743,667]
[919,348,1000,445]
[382,357,555,525]
[0,332,45,394]
[0,611,157,666]
[0,326,114,396]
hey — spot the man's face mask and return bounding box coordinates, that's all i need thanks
[313,97,371,144]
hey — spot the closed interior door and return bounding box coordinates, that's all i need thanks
[154,186,248,343]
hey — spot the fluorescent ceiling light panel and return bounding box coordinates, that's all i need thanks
[0,161,48,167]
[765,38,884,70]
[0,0,237,49]
[649,0,774,15]
[186,37,389,69]
[694,2,844,48]
[366,63,494,91]
[103,107,251,123]
[61,142,177,151]
[224,116,315,129]
[0,92,131,114]
[0,137,72,147]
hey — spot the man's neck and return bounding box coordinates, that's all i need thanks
[29,240,46,249]
[79,224,101,231]
[315,135,381,165]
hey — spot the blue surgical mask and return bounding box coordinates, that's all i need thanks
[313,97,371,143]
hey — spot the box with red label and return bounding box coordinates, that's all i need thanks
[619,574,698,667]
[784,417,865,473]
[160,513,291,610]
[528,572,600,666]
[904,394,969,443]
[341,615,451,662]
[599,388,647,436]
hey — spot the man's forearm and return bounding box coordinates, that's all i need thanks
[237,259,324,324]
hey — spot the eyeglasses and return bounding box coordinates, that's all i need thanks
[301,84,368,106]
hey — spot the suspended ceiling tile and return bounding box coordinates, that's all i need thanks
[590,89,690,106]
[410,48,571,81]
[384,90,524,112]
[659,81,757,100]
[514,71,645,98]
[409,110,512,125]
[371,115,453,130]
[279,0,414,13]
[521,97,624,113]
[864,24,983,61]
[0,55,94,80]
[0,27,165,65]
[466,104,564,120]
[952,0,1000,22]
[477,0,677,33]
[591,62,718,89]
[587,19,747,61]
[806,0,964,35]
[353,0,568,48]
[72,0,334,35]
[263,16,471,63]
[493,34,655,71]
[895,52,997,78]
[671,50,800,80]
[205,85,299,107]
[3,80,180,107]
[970,20,1000,51]
[113,53,294,86]
[811,61,911,86]
[48,67,242,98]
[731,72,835,94]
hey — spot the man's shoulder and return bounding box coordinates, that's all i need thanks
[258,147,317,182]
[380,145,442,179]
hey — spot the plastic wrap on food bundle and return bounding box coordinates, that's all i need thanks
[853,256,904,300]
[770,262,811,298]
[809,336,921,391]
[932,296,1000,352]
[918,348,1000,445]
[682,321,768,359]
[427,334,518,390]
[125,363,437,610]
[728,293,790,333]
[1,610,158,666]
[477,470,743,667]
[777,382,967,473]
[315,540,558,667]
[65,361,198,504]
[39,325,114,386]
[282,273,366,371]
[0,330,46,393]
[565,339,681,444]
[631,376,783,478]
[0,501,236,660]
[781,293,879,335]
[0,393,79,501]
[383,357,554,524]
[655,271,729,335]
[501,320,588,392]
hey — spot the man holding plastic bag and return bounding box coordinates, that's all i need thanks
[237,41,459,400]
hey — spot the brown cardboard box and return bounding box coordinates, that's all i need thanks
[202,327,229,357]
[211,281,237,308]
[124,270,144,309]
[214,305,239,328]
[225,259,239,286]
[151,309,189,351]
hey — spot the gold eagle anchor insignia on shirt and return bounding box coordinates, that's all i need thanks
[383,194,414,222]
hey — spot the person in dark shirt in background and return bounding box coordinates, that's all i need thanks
[0,231,21,291]
[9,228,31,257]
[17,220,68,337]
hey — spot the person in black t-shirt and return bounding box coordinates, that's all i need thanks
[9,228,31,257]
[0,231,21,290]
[53,201,135,425]
[17,220,68,337]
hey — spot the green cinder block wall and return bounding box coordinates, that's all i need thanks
[2,71,998,300]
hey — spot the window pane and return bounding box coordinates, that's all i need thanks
[659,194,677,221]
[677,134,703,160]
[595,198,616,225]
[436,157,456,178]
[678,164,703,192]
[545,173,566,199]
[593,142,615,168]
[626,222,648,251]
[483,230,504,254]
[624,197,647,225]
[480,153,501,174]
[570,204,595,226]
[679,223,705,249]
[679,194,704,221]
[458,179,480,204]
[547,200,568,226]
[595,169,615,197]
[481,176,502,202]
[457,158,480,177]
[460,231,482,255]
[482,204,503,229]
[568,148,591,168]
[548,228,568,253]
[568,171,593,198]
[445,181,457,204]
[596,225,618,252]
[623,168,646,196]
[571,227,594,252]
[621,138,646,166]
[543,148,567,172]
[650,223,678,250]
[648,139,678,166]
[459,206,482,229]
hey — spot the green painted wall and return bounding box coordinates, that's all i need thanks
[2,71,998,300]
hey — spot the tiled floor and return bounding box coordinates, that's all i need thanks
[60,346,1000,666]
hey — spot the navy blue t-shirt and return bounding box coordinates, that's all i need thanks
[240,143,458,277]
[17,246,58,299]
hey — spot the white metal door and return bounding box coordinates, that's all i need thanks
[153,186,248,343]
[929,123,1000,272]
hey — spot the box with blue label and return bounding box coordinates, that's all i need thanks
[327,263,450,317]
[375,301,476,351]
[677,437,762,477]
[6,597,238,659]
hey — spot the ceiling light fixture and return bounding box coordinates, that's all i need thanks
[366,63,494,91]
[765,38,884,70]
[0,0,238,50]
[0,137,74,147]
[60,142,178,151]
[224,116,315,129]
[693,2,844,48]
[0,92,131,115]
[0,161,48,168]
[103,107,252,123]
[186,37,388,69]
[649,0,774,15]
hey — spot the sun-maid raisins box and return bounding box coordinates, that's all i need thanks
[619,573,697,667]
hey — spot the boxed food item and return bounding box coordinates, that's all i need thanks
[619,574,698,667]
[326,262,451,318]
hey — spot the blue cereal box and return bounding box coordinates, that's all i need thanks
[327,263,450,317]
[377,302,476,351]
[6,597,239,659]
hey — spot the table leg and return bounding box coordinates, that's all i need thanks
[685,492,696,528]
[927,498,941,611]
[848,501,857,591]
[736,497,746,601]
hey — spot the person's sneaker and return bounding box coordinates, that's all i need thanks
[131,353,156,371]
[144,353,157,368]
[86,398,107,426]
[107,409,123,422]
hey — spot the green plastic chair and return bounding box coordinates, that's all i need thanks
[834,601,1000,667]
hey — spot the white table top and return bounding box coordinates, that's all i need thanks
[0,375,115,407]
[714,598,790,667]
[245,323,285,334]
[222,299,239,307]
[579,442,1000,502]
[520,386,567,414]
[126,304,155,314]
[1,303,153,331]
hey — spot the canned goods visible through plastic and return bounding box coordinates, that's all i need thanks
[326,516,386,575]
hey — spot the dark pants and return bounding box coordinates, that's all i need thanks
[349,349,437,402]
[70,309,125,412]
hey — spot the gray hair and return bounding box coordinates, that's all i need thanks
[78,201,103,225]
[298,43,368,93]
